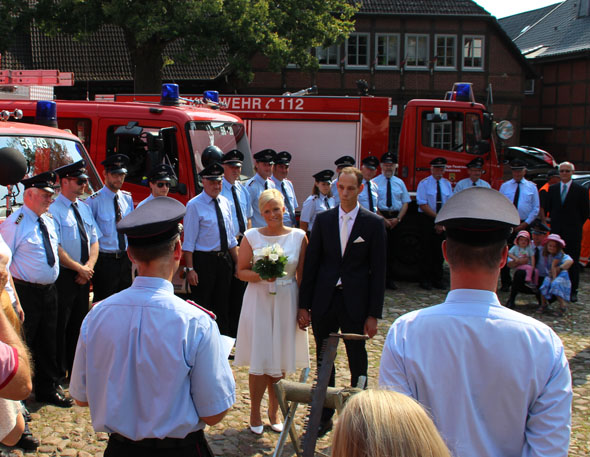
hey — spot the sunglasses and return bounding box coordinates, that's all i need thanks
[69,177,87,185]
[156,182,171,188]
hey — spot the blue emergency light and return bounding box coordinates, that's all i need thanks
[160,84,180,105]
[35,101,58,127]
[203,90,219,104]
[450,82,475,103]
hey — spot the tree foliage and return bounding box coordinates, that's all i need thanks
[0,0,32,55]
[33,0,358,92]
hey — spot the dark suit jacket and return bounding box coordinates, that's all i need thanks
[298,206,386,323]
[545,181,590,245]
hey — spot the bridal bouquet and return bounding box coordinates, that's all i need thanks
[252,243,288,295]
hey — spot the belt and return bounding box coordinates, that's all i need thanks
[13,278,53,290]
[99,251,126,259]
[195,250,228,258]
[110,431,200,449]
[380,210,400,218]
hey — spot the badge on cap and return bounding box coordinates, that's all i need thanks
[312,169,335,182]
[253,149,276,164]
[466,157,484,169]
[275,151,292,166]
[362,155,379,170]
[430,157,447,167]
[20,171,57,194]
[199,162,224,181]
[221,149,244,165]
[101,154,129,174]
[148,164,175,182]
[334,155,356,167]
[54,160,89,179]
[380,152,397,164]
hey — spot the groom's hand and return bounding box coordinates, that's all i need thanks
[364,316,378,338]
[297,309,311,330]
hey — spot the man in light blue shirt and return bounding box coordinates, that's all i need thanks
[51,160,99,381]
[271,151,298,227]
[358,155,379,213]
[70,197,235,457]
[246,149,276,227]
[453,157,491,193]
[183,163,238,336]
[380,187,571,457]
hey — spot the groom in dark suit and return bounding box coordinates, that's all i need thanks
[298,166,386,435]
[544,161,589,302]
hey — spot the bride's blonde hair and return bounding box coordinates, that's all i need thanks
[258,188,284,212]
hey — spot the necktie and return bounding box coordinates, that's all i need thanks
[561,184,567,204]
[534,246,540,266]
[340,213,350,256]
[281,181,296,225]
[436,179,442,213]
[386,177,393,208]
[513,182,520,208]
[324,197,330,210]
[231,185,246,235]
[38,217,56,267]
[367,181,375,212]
[214,198,229,252]
[472,181,477,187]
[264,180,268,190]
[72,202,89,264]
[114,194,125,251]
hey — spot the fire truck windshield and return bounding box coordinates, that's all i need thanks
[186,121,253,177]
[0,135,101,216]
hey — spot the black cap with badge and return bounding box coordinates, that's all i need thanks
[509,158,527,170]
[101,154,129,174]
[21,171,57,194]
[334,155,355,168]
[221,149,244,165]
[435,187,520,246]
[117,197,186,247]
[199,162,224,181]
[275,151,292,166]
[313,169,335,182]
[380,152,397,164]
[430,157,447,167]
[148,164,175,182]
[253,149,276,164]
[362,155,380,170]
[54,160,89,179]
[466,157,484,169]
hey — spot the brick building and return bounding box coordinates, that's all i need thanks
[500,0,590,167]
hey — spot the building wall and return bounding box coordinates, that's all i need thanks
[244,14,526,152]
[522,55,590,168]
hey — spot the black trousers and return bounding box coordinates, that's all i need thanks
[105,430,213,457]
[381,211,399,281]
[501,226,523,288]
[14,281,60,396]
[420,214,444,283]
[311,288,367,422]
[191,251,233,336]
[92,252,132,302]
[508,269,544,306]
[56,268,90,378]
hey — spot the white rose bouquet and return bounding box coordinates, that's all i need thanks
[252,243,288,295]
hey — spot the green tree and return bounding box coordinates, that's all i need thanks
[0,0,31,56]
[34,0,358,92]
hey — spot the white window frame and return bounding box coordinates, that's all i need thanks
[404,34,429,69]
[431,121,453,150]
[434,34,456,69]
[375,33,400,69]
[316,44,340,68]
[346,33,370,68]
[524,79,535,94]
[462,35,484,71]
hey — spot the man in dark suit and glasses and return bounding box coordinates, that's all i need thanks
[298,166,386,436]
[544,161,590,302]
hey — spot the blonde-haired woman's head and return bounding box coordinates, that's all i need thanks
[258,188,284,213]
[331,390,451,457]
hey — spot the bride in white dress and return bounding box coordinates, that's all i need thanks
[234,189,309,435]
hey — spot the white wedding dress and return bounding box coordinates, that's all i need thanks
[234,228,309,377]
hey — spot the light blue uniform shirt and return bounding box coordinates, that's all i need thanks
[221,177,252,237]
[183,192,237,252]
[331,178,340,205]
[453,177,491,193]
[300,194,335,232]
[246,173,275,228]
[358,179,378,213]
[271,176,298,227]
[70,276,236,440]
[372,174,411,212]
[416,175,453,213]
[135,193,154,209]
[380,289,572,457]
[0,205,60,284]
[86,187,134,252]
[50,193,100,264]
[499,178,540,224]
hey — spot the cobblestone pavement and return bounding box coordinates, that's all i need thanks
[4,268,589,456]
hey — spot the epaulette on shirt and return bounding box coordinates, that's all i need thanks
[186,300,217,319]
[89,192,100,199]
[121,190,132,196]
[248,180,256,187]
[14,213,23,225]
[44,212,53,219]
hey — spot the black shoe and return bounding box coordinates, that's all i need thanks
[570,291,578,302]
[35,390,73,408]
[505,299,515,309]
[317,419,333,438]
[386,279,398,290]
[500,284,511,292]
[16,423,39,451]
[419,281,432,290]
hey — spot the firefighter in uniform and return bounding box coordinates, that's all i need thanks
[0,172,73,407]
[271,151,298,227]
[70,197,235,457]
[50,160,99,380]
[453,157,491,193]
[136,163,175,208]
[416,157,453,290]
[359,155,379,213]
[183,163,238,336]
[300,169,336,234]
[220,149,252,338]
[87,154,134,302]
[332,155,356,206]
[373,152,411,290]
[246,149,276,228]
